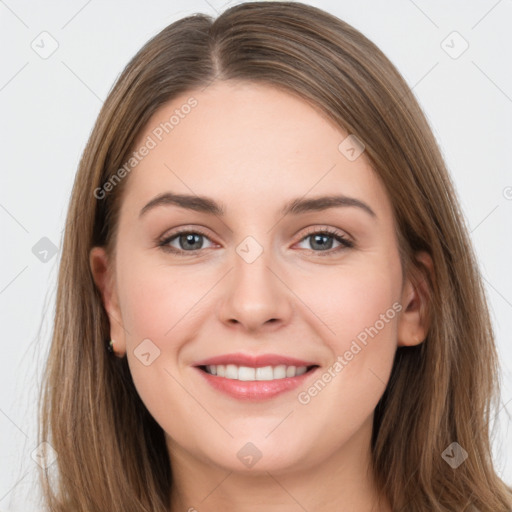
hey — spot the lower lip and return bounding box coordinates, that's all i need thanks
[194,366,319,401]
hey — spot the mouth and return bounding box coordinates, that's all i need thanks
[197,364,319,381]
[193,363,320,401]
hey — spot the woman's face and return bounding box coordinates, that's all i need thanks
[91,80,426,475]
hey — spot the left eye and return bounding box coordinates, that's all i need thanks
[296,230,353,252]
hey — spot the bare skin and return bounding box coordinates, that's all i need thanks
[90,80,431,511]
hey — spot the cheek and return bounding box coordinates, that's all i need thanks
[116,254,218,414]
[292,258,401,438]
[299,258,401,350]
[117,256,207,340]
[341,272,398,352]
[117,258,203,435]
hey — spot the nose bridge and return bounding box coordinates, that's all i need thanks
[217,233,292,330]
[234,235,274,291]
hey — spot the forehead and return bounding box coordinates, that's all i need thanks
[121,80,391,221]
[134,79,345,165]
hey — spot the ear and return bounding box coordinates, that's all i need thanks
[397,251,433,347]
[89,246,126,357]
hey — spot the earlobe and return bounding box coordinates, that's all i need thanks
[397,251,433,348]
[89,246,126,356]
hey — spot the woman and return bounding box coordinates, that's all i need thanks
[38,1,512,510]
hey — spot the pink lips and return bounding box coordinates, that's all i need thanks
[193,352,318,368]
[193,352,319,401]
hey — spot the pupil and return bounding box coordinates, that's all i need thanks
[312,234,332,250]
[182,233,202,250]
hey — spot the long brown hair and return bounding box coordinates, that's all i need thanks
[38,2,512,510]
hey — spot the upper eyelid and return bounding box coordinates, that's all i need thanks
[300,225,351,239]
[159,226,215,244]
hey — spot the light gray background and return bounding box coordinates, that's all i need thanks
[1,0,511,510]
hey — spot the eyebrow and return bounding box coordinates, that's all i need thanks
[139,192,376,219]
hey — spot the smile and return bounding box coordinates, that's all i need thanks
[200,364,313,381]
[195,364,319,401]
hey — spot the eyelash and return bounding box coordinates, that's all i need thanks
[157,226,354,257]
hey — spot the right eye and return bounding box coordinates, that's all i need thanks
[158,229,216,256]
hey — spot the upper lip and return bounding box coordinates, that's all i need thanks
[193,353,319,368]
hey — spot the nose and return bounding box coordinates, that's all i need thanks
[217,243,293,333]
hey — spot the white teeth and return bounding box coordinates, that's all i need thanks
[204,364,311,380]
[225,364,238,379]
[286,366,296,377]
[256,366,274,380]
[238,366,256,381]
[273,365,287,379]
